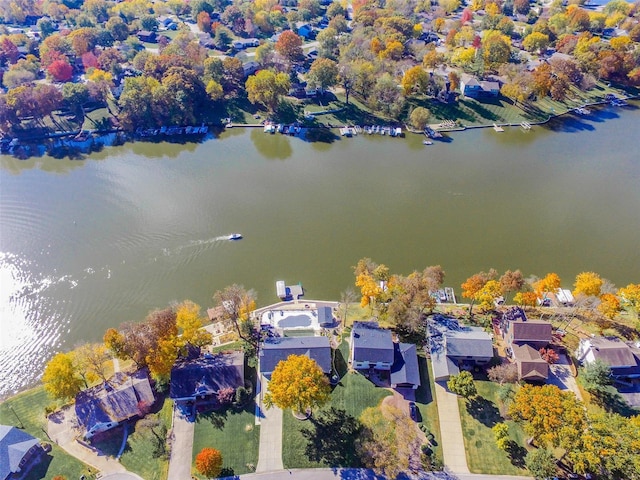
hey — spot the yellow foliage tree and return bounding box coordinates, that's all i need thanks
[475,279,503,311]
[514,291,538,308]
[597,293,620,320]
[573,271,603,297]
[461,269,497,315]
[176,300,212,349]
[534,273,562,299]
[264,354,330,414]
[42,352,84,400]
[619,283,640,319]
[401,65,428,96]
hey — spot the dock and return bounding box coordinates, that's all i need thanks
[493,124,505,132]
[276,280,305,301]
[520,121,531,130]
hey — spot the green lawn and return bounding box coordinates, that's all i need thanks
[0,387,94,480]
[119,398,173,480]
[282,341,391,469]
[192,403,260,477]
[458,380,530,476]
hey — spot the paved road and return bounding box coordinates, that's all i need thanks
[166,405,195,480]
[229,468,532,479]
[256,376,284,472]
[433,382,470,474]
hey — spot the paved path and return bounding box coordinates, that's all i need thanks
[433,381,471,474]
[47,406,126,474]
[256,376,284,473]
[167,405,195,480]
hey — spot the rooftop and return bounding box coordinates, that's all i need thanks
[260,336,331,374]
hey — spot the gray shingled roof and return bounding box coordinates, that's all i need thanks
[0,425,40,479]
[588,337,638,367]
[170,352,245,401]
[511,321,552,344]
[446,329,494,359]
[351,322,394,364]
[390,343,421,387]
[259,336,331,375]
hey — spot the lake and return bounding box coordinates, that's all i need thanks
[1,103,639,398]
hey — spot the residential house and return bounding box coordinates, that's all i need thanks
[351,322,421,389]
[75,369,155,439]
[170,352,245,407]
[427,316,494,381]
[296,22,314,40]
[500,307,552,381]
[243,61,260,77]
[390,343,421,389]
[512,344,549,382]
[460,74,500,98]
[232,38,259,50]
[137,30,157,43]
[259,336,331,377]
[0,425,43,480]
[576,337,640,379]
[350,321,394,370]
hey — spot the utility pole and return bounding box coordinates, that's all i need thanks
[9,405,24,429]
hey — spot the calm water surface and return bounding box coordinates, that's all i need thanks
[1,104,639,398]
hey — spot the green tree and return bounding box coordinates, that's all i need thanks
[493,422,510,451]
[409,106,431,130]
[42,352,84,400]
[308,58,339,91]
[447,371,477,398]
[482,30,511,71]
[525,448,557,480]
[523,32,550,54]
[264,354,330,414]
[580,359,612,394]
[245,69,290,112]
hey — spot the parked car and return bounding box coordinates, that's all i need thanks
[409,402,419,421]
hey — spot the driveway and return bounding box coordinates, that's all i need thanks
[433,382,470,474]
[167,404,195,480]
[547,354,583,401]
[256,375,284,473]
[232,468,532,479]
[47,406,127,474]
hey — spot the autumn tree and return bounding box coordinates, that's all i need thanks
[475,279,503,311]
[213,284,258,350]
[482,30,511,71]
[461,269,498,316]
[598,293,621,320]
[514,291,538,308]
[176,300,212,351]
[357,404,422,478]
[74,343,110,385]
[354,258,389,309]
[409,106,430,130]
[275,30,303,63]
[401,65,429,96]
[42,352,84,400]
[619,283,640,320]
[523,32,550,54]
[195,447,223,478]
[509,384,587,450]
[534,272,561,301]
[447,371,477,398]
[245,69,290,112]
[573,271,603,298]
[488,362,518,384]
[539,347,559,364]
[499,270,525,300]
[264,354,330,415]
[493,422,510,451]
[48,59,73,82]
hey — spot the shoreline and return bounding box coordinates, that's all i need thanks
[1,94,638,160]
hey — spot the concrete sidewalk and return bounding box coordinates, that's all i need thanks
[167,405,195,480]
[255,376,284,472]
[434,381,470,474]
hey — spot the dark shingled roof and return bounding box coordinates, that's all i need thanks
[588,337,639,367]
[511,321,552,344]
[259,336,331,375]
[170,352,245,401]
[390,343,421,388]
[351,322,394,364]
[512,344,549,381]
[317,306,334,327]
[75,369,155,435]
[0,425,40,479]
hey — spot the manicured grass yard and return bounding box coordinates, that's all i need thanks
[192,403,260,477]
[458,380,530,476]
[416,356,444,467]
[0,387,94,480]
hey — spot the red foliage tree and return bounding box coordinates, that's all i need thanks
[197,11,212,33]
[48,59,73,82]
[461,8,473,25]
[195,447,223,478]
[539,347,559,364]
[275,30,303,63]
[217,387,235,406]
[81,52,99,70]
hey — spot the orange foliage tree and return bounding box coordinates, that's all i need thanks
[619,283,640,320]
[597,293,620,320]
[534,272,561,300]
[195,447,223,478]
[461,269,498,316]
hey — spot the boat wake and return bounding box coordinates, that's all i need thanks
[162,235,239,256]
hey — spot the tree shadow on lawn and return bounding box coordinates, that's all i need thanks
[460,98,501,121]
[415,356,434,405]
[592,387,639,417]
[330,103,384,126]
[504,440,527,468]
[465,396,501,428]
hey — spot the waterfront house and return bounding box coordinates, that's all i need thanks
[350,322,394,370]
[0,425,43,480]
[427,316,494,381]
[137,30,157,43]
[75,369,155,439]
[460,74,500,98]
[576,337,640,379]
[511,344,549,382]
[390,342,421,389]
[259,336,331,377]
[170,352,245,408]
